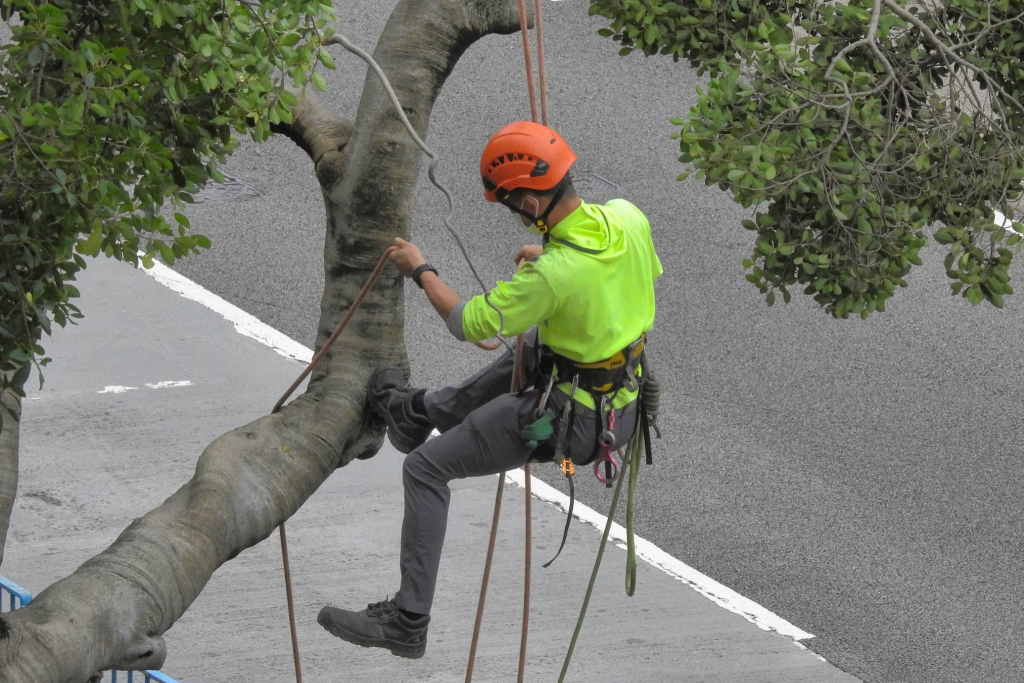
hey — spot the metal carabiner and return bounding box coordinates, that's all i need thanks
[534,372,557,419]
[593,449,620,484]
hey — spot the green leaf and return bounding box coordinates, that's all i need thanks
[311,72,327,92]
[158,242,175,265]
[11,361,32,390]
[78,229,103,256]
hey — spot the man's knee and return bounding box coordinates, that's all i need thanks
[403,448,442,487]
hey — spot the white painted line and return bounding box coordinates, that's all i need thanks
[141,261,815,643]
[994,210,1021,231]
[139,260,313,365]
[145,381,193,389]
[505,467,815,641]
[98,386,137,394]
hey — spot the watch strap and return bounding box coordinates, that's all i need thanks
[410,263,438,289]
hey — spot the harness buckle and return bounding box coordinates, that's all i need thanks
[621,336,645,393]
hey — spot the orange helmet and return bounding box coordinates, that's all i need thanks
[480,121,577,203]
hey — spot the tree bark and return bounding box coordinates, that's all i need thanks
[0,1,522,681]
[0,387,19,570]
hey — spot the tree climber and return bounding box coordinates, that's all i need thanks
[317,120,663,659]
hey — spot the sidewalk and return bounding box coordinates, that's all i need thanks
[2,256,860,683]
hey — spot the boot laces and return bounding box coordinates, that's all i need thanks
[366,597,398,619]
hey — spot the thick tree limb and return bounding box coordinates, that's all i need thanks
[0,1,522,681]
[0,387,19,570]
[269,88,353,190]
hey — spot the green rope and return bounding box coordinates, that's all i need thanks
[557,438,632,683]
[625,428,642,596]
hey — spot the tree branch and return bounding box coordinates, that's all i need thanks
[269,88,353,166]
[0,385,19,570]
[882,0,1024,122]
[0,1,524,681]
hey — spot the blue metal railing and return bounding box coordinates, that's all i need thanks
[0,575,32,611]
[108,672,179,683]
[0,575,183,683]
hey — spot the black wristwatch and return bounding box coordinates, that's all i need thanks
[410,263,438,289]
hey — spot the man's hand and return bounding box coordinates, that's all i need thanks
[390,237,426,276]
[514,244,543,268]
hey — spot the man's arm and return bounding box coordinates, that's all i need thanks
[419,271,460,320]
[389,236,555,344]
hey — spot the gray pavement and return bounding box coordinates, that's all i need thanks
[163,2,1024,682]
[2,256,855,682]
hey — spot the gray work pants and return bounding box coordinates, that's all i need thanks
[394,330,637,615]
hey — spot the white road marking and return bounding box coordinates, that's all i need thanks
[505,467,815,641]
[145,381,193,389]
[141,261,816,643]
[97,386,137,394]
[139,260,313,365]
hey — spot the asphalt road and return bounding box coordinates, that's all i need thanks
[165,1,1024,682]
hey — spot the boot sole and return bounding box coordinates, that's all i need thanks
[317,612,426,659]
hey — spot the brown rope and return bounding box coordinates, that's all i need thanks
[464,470,506,683]
[465,335,528,683]
[273,246,397,683]
[271,247,398,416]
[518,462,532,683]
[515,0,539,123]
[278,524,303,683]
[532,0,550,126]
[466,0,553,676]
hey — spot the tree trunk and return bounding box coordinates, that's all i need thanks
[0,387,19,570]
[0,1,522,681]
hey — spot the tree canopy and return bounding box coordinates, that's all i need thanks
[0,0,334,422]
[590,0,1024,318]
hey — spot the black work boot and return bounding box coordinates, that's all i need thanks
[368,368,433,454]
[317,597,430,659]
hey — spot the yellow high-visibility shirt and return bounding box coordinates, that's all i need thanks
[450,199,662,410]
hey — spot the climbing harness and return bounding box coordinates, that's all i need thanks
[539,334,646,396]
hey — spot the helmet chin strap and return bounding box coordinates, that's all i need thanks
[503,180,568,233]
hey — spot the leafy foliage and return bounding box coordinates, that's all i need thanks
[0,0,335,425]
[590,0,1024,317]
